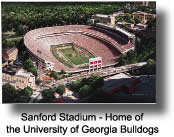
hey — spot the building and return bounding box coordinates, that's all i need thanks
[90,14,115,25]
[112,11,125,17]
[2,65,35,89]
[2,47,18,61]
[132,11,156,24]
[24,25,135,72]
[43,60,54,71]
[90,11,126,25]
[116,22,135,29]
[134,23,148,30]
[135,2,156,7]
[135,1,149,6]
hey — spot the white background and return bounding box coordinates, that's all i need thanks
[0,0,173,136]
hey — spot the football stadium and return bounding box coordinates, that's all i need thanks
[24,25,135,72]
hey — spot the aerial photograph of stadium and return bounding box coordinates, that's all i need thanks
[2,2,156,103]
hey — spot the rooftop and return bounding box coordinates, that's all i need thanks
[113,10,124,14]
[3,47,18,55]
[2,64,21,75]
[94,14,113,18]
[132,11,155,16]
[16,69,34,78]
[3,65,34,78]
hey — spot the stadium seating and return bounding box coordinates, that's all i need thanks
[24,25,134,71]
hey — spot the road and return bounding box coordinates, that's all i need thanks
[29,62,147,103]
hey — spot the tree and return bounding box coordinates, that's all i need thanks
[60,69,66,74]
[50,71,58,80]
[16,87,33,103]
[41,88,56,103]
[93,76,104,89]
[115,13,134,24]
[2,83,18,103]
[2,83,32,103]
[147,58,156,66]
[147,18,156,30]
[21,87,33,96]
[56,84,65,96]
[129,18,135,24]
[2,2,149,33]
[69,79,82,92]
[119,54,128,65]
[119,50,138,65]
[24,59,34,69]
[124,13,131,21]
[24,59,37,77]
[2,36,8,49]
[93,19,99,27]
[79,85,90,97]
[28,67,38,77]
[36,79,42,85]
[133,59,156,75]
[15,24,28,35]
[127,50,137,64]
[16,38,29,62]
[20,51,29,61]
[69,74,104,95]
[145,59,156,75]
[89,74,104,89]
[134,18,140,24]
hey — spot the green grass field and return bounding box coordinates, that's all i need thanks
[59,48,89,65]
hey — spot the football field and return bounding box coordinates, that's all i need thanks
[51,45,94,68]
[59,48,89,65]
